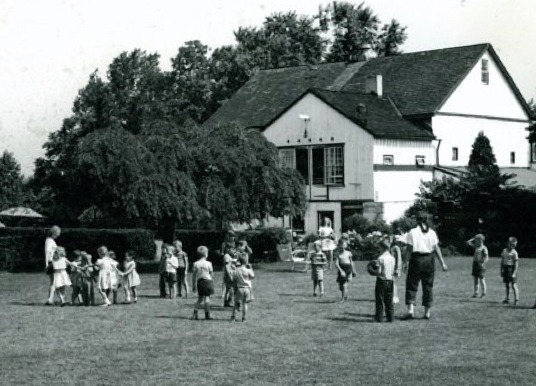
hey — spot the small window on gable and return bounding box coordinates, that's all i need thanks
[416,155,425,167]
[383,155,394,165]
[481,59,489,85]
[510,151,516,165]
[452,147,458,161]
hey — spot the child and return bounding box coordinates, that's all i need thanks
[467,234,489,298]
[308,240,327,297]
[192,246,215,320]
[51,246,72,306]
[95,246,120,307]
[173,240,189,298]
[374,236,396,323]
[334,239,356,302]
[164,245,179,299]
[222,253,236,307]
[236,240,252,266]
[70,250,84,305]
[231,255,255,322]
[158,247,168,298]
[391,235,404,304]
[122,250,141,304]
[109,250,121,304]
[79,252,95,306]
[501,237,519,305]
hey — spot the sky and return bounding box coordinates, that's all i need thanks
[1,0,536,175]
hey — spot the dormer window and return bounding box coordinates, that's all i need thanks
[416,155,425,167]
[481,59,489,85]
[452,147,459,161]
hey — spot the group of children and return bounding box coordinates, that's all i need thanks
[47,245,141,306]
[158,240,189,299]
[468,234,522,306]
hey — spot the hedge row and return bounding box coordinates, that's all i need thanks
[172,227,289,267]
[0,227,290,272]
[0,228,155,272]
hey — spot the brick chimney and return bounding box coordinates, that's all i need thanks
[365,75,383,97]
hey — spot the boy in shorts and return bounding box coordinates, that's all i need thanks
[164,245,179,299]
[501,237,519,305]
[308,240,327,297]
[467,234,489,298]
[231,255,255,322]
[192,246,215,320]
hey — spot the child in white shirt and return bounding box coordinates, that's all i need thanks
[467,234,489,298]
[373,236,396,322]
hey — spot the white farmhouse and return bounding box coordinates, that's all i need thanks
[206,43,534,234]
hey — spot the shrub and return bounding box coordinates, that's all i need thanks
[0,227,155,272]
[173,227,290,267]
[342,213,391,235]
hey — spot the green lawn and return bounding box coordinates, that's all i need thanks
[1,257,535,385]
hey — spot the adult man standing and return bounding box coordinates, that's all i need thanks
[402,212,447,320]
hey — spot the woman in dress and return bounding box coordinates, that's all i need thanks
[45,225,61,305]
[318,217,337,270]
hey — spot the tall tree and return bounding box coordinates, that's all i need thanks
[0,151,25,210]
[234,11,324,70]
[322,1,407,62]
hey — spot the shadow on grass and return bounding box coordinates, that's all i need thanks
[138,294,163,299]
[328,316,375,323]
[155,315,228,322]
[9,301,47,306]
[457,299,499,304]
[278,293,311,298]
[344,312,375,318]
[294,299,338,304]
[347,298,375,303]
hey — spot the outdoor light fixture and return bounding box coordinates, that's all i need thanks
[299,114,310,138]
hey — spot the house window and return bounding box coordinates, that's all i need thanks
[510,151,516,164]
[279,149,295,169]
[312,146,344,185]
[295,148,309,181]
[481,59,489,85]
[416,155,425,167]
[383,155,394,165]
[532,143,536,163]
[452,147,459,161]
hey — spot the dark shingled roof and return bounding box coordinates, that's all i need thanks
[310,89,434,140]
[206,43,531,135]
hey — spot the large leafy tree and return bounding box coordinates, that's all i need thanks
[234,11,325,70]
[322,1,407,62]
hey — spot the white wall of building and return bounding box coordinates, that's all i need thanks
[436,49,531,168]
[440,51,528,119]
[373,170,433,223]
[433,116,530,167]
[264,93,375,201]
[374,139,434,165]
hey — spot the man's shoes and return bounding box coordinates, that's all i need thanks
[400,313,415,321]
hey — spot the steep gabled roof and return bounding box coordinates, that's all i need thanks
[310,89,435,140]
[205,62,348,129]
[205,43,531,131]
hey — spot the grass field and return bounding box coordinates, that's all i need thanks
[1,257,536,386]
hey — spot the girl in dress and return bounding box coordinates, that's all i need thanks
[173,241,189,298]
[95,246,122,307]
[318,217,337,270]
[109,250,121,304]
[51,246,72,306]
[45,225,61,305]
[122,250,141,303]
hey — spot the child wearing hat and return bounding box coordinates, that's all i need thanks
[467,234,489,298]
[373,236,396,322]
[308,240,328,297]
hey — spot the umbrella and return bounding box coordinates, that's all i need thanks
[0,207,44,218]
